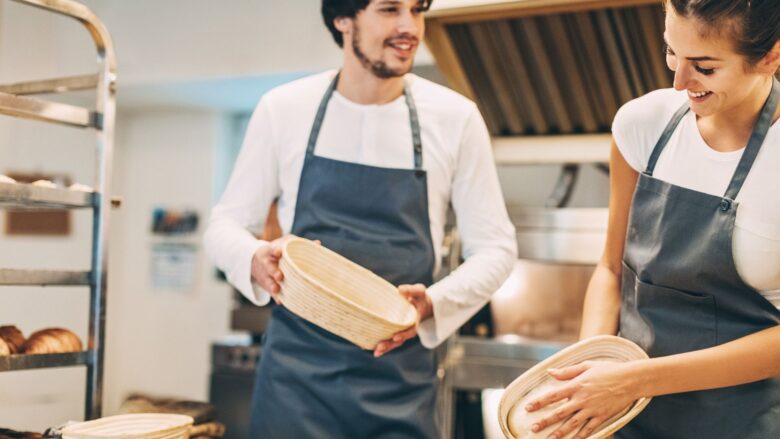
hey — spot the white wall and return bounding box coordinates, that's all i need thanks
[103,108,233,414]
[1,0,433,86]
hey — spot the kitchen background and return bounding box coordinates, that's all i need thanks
[0,0,622,435]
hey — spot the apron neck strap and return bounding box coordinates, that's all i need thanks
[644,103,690,176]
[644,78,780,201]
[306,72,424,170]
[305,73,339,157]
[723,77,780,200]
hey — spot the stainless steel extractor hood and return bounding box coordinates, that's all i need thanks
[425,0,672,143]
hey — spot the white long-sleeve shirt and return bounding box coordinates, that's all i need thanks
[204,70,517,348]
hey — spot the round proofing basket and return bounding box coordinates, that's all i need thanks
[61,414,193,439]
[279,237,418,350]
[498,335,651,439]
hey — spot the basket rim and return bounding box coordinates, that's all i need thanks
[61,413,194,438]
[281,237,418,328]
[497,335,652,439]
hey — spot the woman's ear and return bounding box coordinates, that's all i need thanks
[757,40,780,75]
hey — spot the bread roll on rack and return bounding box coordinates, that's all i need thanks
[21,328,82,354]
[0,326,25,354]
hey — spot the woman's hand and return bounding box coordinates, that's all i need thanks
[525,360,642,439]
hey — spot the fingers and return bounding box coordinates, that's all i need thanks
[398,284,427,305]
[269,234,292,259]
[393,326,417,342]
[543,404,588,438]
[251,243,286,304]
[260,255,282,292]
[526,385,575,412]
[530,400,581,435]
[373,326,418,357]
[548,362,590,381]
[373,339,402,358]
[573,416,604,439]
[398,283,426,297]
[270,244,283,260]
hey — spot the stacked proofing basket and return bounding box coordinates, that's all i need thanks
[60,414,193,439]
[279,238,418,350]
[498,336,652,439]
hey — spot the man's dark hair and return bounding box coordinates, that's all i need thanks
[322,0,433,47]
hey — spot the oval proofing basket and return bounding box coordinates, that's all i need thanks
[498,335,651,439]
[61,414,193,439]
[279,238,418,350]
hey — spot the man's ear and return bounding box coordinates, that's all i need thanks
[334,16,351,33]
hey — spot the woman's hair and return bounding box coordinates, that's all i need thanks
[668,0,779,77]
[321,0,433,48]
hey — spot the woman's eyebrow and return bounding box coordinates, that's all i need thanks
[664,37,723,61]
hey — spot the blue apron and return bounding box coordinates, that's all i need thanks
[617,79,780,439]
[249,73,440,438]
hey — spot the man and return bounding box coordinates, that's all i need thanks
[204,0,516,437]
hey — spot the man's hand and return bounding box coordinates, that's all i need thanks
[251,235,316,305]
[373,283,433,358]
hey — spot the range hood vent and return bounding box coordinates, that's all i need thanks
[426,1,673,137]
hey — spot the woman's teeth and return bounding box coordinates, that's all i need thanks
[688,90,712,98]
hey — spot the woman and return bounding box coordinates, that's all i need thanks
[524,1,780,438]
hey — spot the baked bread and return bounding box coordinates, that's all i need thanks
[0,338,9,356]
[0,428,42,439]
[30,179,56,189]
[21,328,82,354]
[0,326,25,354]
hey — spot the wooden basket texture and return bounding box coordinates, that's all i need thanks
[279,238,417,350]
[61,414,193,439]
[498,335,651,439]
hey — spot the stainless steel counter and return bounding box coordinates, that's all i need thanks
[440,335,570,438]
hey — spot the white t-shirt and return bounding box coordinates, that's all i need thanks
[204,70,517,348]
[613,88,780,307]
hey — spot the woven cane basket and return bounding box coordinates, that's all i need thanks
[61,414,193,439]
[279,237,418,350]
[498,335,651,439]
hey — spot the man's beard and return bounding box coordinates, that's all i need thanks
[352,23,412,79]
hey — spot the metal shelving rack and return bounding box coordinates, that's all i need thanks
[0,0,117,419]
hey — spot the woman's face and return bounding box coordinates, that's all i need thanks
[664,7,768,118]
